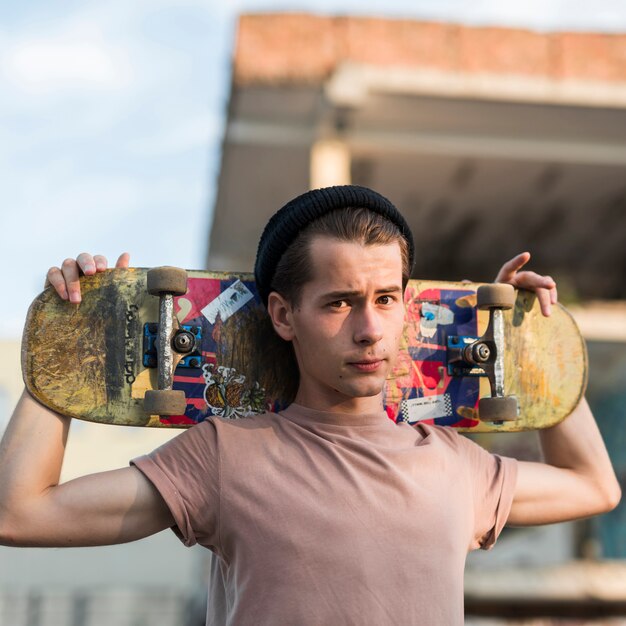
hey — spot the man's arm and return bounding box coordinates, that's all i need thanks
[0,392,174,547]
[495,253,622,525]
[509,398,621,524]
[0,253,174,547]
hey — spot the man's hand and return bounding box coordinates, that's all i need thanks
[495,251,557,317]
[45,252,130,303]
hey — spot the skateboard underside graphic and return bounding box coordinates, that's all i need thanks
[23,269,587,432]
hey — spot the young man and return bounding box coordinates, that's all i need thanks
[0,186,621,625]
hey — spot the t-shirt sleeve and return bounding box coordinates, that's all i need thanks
[130,420,221,549]
[456,434,518,551]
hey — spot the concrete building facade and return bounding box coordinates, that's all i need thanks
[209,14,626,302]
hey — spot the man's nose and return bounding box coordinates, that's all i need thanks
[353,305,383,345]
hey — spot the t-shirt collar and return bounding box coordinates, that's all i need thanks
[280,402,391,427]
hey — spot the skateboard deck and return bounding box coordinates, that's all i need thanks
[22,268,587,432]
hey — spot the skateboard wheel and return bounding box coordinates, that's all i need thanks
[476,284,516,310]
[144,389,187,416]
[478,396,518,422]
[147,267,188,296]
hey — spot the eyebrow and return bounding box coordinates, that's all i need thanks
[321,286,403,300]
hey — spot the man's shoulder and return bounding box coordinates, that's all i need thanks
[208,411,285,436]
[411,421,477,451]
[409,422,508,481]
[160,411,283,446]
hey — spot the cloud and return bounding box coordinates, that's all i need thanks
[4,38,131,94]
[0,12,135,97]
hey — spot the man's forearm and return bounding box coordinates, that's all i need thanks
[0,390,71,535]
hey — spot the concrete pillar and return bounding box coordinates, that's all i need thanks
[310,139,351,189]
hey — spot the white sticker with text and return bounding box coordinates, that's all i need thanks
[401,394,453,423]
[201,280,254,324]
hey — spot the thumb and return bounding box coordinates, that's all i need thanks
[115,252,131,269]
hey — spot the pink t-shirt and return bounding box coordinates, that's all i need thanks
[132,404,517,625]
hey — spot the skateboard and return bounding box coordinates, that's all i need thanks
[22,268,587,432]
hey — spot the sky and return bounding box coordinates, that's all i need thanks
[2,0,626,338]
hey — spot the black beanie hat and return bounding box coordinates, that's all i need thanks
[254,185,415,307]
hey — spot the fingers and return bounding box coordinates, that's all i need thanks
[509,271,557,316]
[115,252,130,269]
[45,267,69,301]
[93,255,108,271]
[543,277,558,317]
[61,258,82,303]
[541,275,558,309]
[45,252,129,303]
[536,288,552,317]
[509,271,558,317]
[494,252,558,317]
[511,271,556,292]
[550,285,559,304]
[494,251,531,284]
[43,260,81,302]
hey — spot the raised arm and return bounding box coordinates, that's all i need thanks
[0,253,174,547]
[509,397,621,525]
[0,392,174,547]
[494,252,621,525]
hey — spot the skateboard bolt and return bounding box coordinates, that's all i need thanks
[472,343,491,363]
[190,358,200,368]
[173,330,195,354]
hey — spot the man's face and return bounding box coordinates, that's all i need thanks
[284,236,406,414]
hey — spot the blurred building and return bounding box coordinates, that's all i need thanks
[209,13,626,300]
[208,13,626,621]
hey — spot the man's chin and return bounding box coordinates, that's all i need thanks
[341,380,386,399]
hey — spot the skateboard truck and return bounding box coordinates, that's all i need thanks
[143,323,202,369]
[447,284,519,422]
[143,267,190,416]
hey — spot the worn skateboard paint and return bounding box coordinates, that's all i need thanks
[22,268,587,432]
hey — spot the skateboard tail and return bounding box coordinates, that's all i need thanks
[22,270,153,426]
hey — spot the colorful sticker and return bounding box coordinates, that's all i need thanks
[400,394,453,424]
[201,279,254,324]
[420,302,454,338]
[202,363,266,419]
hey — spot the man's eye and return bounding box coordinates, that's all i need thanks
[378,295,393,305]
[329,300,347,308]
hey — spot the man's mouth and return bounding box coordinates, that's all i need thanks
[347,359,385,372]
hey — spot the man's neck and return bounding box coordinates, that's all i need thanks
[292,389,385,415]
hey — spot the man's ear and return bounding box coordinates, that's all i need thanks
[266,291,296,341]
